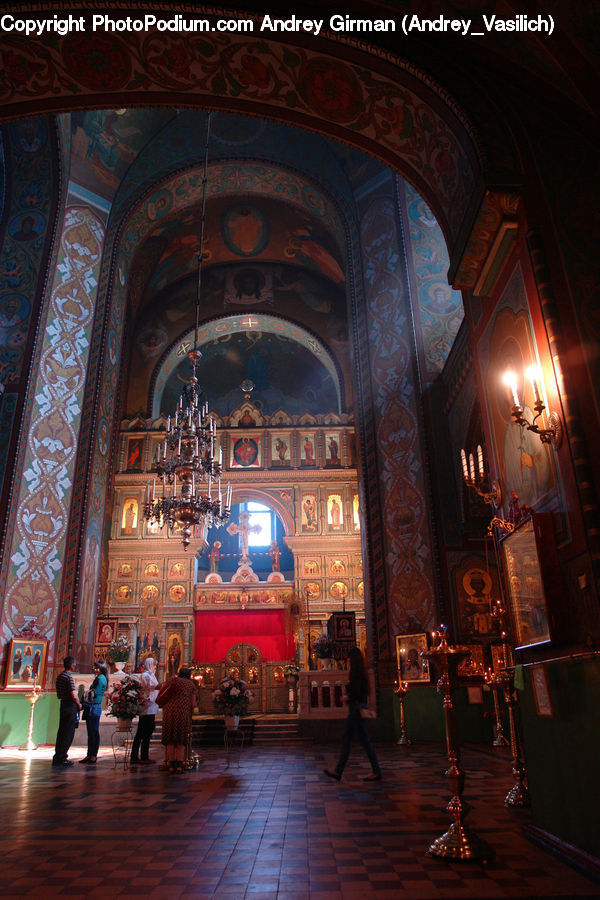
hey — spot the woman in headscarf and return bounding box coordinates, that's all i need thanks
[130,657,159,765]
[161,667,197,774]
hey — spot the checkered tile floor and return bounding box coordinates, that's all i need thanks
[0,741,597,898]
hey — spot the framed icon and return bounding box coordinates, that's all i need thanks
[3,636,48,689]
[395,632,430,683]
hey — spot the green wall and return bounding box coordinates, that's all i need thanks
[0,692,59,747]
[519,656,600,858]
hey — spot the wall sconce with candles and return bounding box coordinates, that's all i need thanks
[460,444,501,507]
[502,366,563,448]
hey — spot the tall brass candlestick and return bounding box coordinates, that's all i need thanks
[484,669,509,747]
[501,668,530,807]
[19,684,42,751]
[423,627,493,861]
[394,676,410,746]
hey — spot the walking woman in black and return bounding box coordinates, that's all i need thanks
[324,646,382,782]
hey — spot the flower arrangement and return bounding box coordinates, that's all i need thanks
[106,676,144,720]
[107,634,132,663]
[212,677,253,716]
[283,663,300,680]
[314,634,333,659]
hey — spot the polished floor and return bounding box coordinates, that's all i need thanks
[0,740,597,899]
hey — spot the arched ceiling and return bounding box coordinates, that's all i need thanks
[153,315,343,419]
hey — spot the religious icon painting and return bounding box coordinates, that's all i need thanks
[271,433,290,467]
[141,584,159,604]
[304,559,319,576]
[325,432,341,467]
[150,437,163,470]
[301,493,318,533]
[300,433,316,467]
[145,518,161,536]
[327,493,344,531]
[329,559,346,576]
[357,580,364,599]
[457,644,486,678]
[330,581,348,601]
[144,562,160,578]
[353,493,361,531]
[169,584,186,603]
[117,562,133,578]
[121,498,138,535]
[114,584,132,604]
[304,581,321,600]
[491,643,513,673]
[231,435,261,468]
[166,632,184,677]
[3,636,48,689]
[126,436,144,471]
[169,561,186,578]
[95,618,118,646]
[396,633,430,683]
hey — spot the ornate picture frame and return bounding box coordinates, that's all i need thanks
[395,632,430,683]
[3,636,49,689]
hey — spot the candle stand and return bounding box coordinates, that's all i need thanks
[394,678,410,746]
[19,684,43,751]
[423,627,493,861]
[484,669,509,747]
[499,661,530,807]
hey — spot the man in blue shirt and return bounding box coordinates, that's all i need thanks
[52,656,82,768]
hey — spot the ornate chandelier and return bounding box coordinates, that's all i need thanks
[143,113,231,551]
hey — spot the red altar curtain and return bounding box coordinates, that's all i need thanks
[194,610,294,661]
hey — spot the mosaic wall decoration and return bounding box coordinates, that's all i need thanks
[0,206,104,653]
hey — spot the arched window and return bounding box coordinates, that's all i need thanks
[239,501,274,547]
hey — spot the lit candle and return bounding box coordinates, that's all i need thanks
[460,448,468,481]
[502,370,520,409]
[469,453,475,482]
[178,436,181,455]
[152,477,156,501]
[477,444,484,478]
[173,473,177,495]
[526,365,542,404]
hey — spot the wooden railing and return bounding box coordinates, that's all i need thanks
[297,669,376,719]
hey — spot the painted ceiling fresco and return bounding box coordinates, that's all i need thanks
[70,108,176,201]
[404,182,464,374]
[126,263,348,415]
[161,330,339,419]
[135,194,345,302]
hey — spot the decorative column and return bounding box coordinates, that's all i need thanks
[423,626,492,861]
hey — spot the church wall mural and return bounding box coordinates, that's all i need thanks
[401,180,464,375]
[0,118,54,385]
[0,27,483,243]
[359,190,436,638]
[480,264,559,512]
[0,206,105,659]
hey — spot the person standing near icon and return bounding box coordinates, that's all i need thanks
[52,656,82,768]
[130,657,159,765]
[79,661,108,765]
[324,647,382,782]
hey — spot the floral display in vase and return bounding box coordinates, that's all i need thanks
[106,676,144,725]
[212,677,253,730]
[107,634,132,665]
